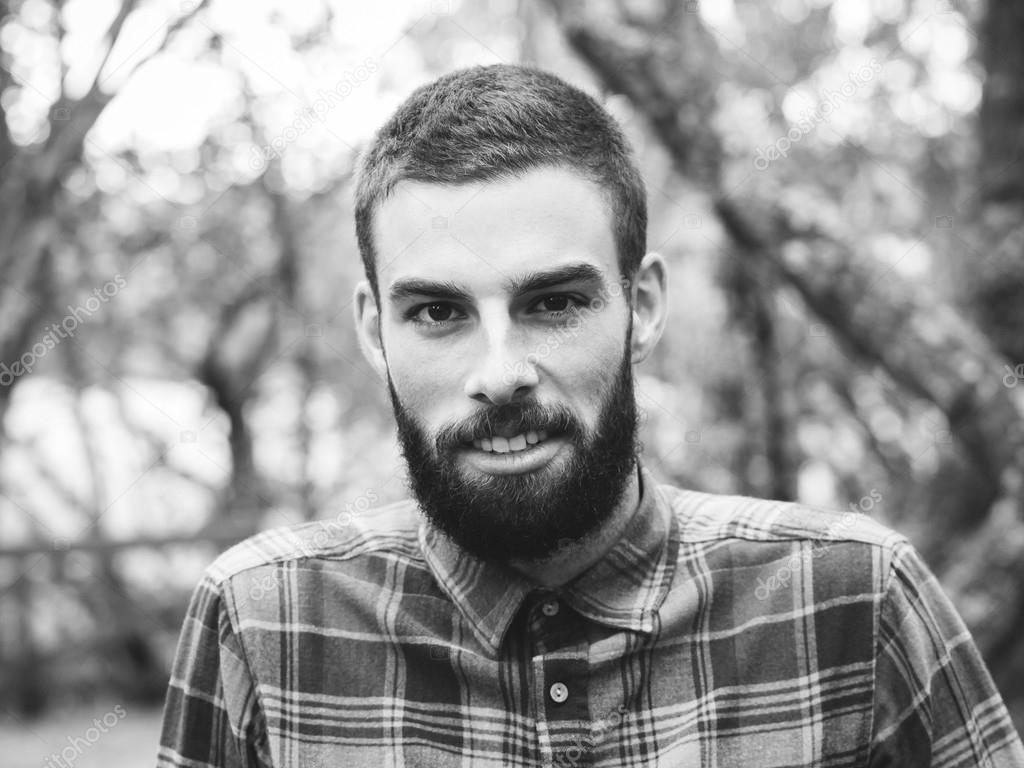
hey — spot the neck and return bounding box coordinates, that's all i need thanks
[508,465,642,588]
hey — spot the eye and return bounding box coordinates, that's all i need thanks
[424,303,453,322]
[530,293,584,316]
[540,295,571,312]
[406,302,465,327]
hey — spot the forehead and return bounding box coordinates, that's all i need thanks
[373,166,619,297]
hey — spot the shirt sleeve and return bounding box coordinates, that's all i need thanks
[869,541,1024,767]
[157,572,272,768]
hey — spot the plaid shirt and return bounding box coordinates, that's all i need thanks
[158,463,1024,767]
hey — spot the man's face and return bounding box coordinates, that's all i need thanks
[362,166,641,563]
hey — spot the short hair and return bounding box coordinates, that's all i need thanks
[354,64,647,303]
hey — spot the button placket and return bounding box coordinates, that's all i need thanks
[524,592,592,768]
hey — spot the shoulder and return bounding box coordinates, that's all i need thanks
[205,497,423,586]
[652,480,916,654]
[655,481,905,552]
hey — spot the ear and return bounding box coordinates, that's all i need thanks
[629,251,668,365]
[354,280,388,379]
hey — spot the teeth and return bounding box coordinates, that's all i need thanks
[472,431,549,454]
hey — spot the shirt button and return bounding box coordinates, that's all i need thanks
[541,599,559,617]
[549,682,569,704]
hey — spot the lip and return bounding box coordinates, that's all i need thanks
[458,434,567,475]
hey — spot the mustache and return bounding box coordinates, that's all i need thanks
[434,402,580,451]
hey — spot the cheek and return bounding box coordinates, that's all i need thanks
[384,339,466,417]
[548,327,628,413]
[388,360,438,410]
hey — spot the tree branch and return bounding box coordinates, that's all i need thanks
[545,0,1024,498]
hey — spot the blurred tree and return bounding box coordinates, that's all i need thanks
[0,0,209,713]
[962,0,1024,701]
[544,0,1024,726]
[2,0,1023,735]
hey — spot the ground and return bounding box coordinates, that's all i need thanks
[0,702,163,768]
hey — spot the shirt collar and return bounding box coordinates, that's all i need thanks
[419,461,679,657]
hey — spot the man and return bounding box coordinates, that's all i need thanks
[158,64,1024,767]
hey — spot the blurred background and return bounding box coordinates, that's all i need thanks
[2,0,1024,764]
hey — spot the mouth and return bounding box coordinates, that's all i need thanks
[459,429,566,475]
[470,429,550,454]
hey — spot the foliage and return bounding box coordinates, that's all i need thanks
[1,0,1022,732]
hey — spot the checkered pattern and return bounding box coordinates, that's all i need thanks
[158,463,1024,767]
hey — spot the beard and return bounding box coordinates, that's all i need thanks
[385,340,641,564]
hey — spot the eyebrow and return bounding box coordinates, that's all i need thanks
[506,263,606,296]
[387,263,607,303]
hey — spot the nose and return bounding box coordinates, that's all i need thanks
[463,313,540,406]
